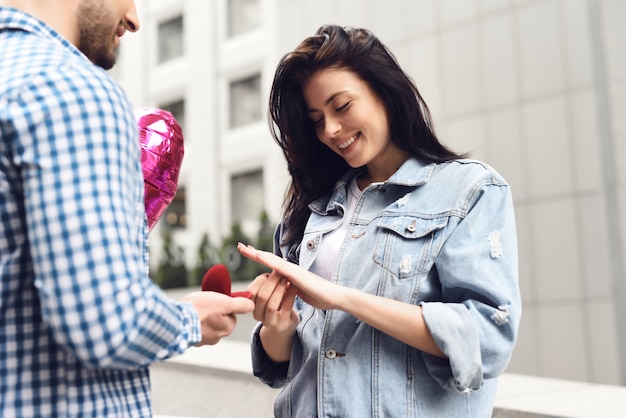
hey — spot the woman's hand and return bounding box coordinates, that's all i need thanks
[246,268,299,363]
[240,243,336,362]
[248,270,299,333]
[238,243,351,311]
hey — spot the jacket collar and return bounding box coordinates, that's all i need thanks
[309,158,436,215]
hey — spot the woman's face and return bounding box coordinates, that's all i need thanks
[303,67,405,180]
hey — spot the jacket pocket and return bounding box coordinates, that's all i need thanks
[374,215,448,280]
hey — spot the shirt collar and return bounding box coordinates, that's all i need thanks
[0,7,84,60]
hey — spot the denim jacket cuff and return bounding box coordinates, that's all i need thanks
[421,301,483,392]
[251,323,290,388]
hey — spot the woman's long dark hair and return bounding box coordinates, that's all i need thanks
[269,24,464,247]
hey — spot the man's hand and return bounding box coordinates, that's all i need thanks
[181,291,254,346]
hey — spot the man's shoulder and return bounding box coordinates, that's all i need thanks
[1,10,114,96]
[2,37,123,107]
[2,30,86,85]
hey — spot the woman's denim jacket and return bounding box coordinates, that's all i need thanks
[251,158,521,418]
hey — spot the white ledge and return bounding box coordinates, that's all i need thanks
[494,373,626,418]
[163,340,253,374]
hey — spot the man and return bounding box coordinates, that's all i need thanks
[0,1,254,416]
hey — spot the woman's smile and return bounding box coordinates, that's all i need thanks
[337,133,359,150]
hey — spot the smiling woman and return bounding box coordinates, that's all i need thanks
[239,24,522,418]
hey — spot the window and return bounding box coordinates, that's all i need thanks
[159,99,186,137]
[228,0,260,37]
[231,170,263,236]
[164,187,187,229]
[158,15,184,63]
[229,73,262,128]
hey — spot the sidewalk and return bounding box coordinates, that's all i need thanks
[152,286,274,418]
[151,342,276,418]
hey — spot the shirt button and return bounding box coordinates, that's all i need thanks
[406,224,416,233]
[325,349,337,359]
[306,240,315,250]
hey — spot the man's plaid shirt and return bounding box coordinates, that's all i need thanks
[0,8,201,417]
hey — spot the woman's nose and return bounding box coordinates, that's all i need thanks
[324,116,341,139]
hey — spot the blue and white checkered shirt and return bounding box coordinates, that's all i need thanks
[0,8,201,417]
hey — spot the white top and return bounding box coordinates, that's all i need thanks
[310,177,363,280]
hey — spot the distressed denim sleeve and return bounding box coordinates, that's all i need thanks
[421,181,521,393]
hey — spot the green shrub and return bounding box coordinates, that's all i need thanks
[154,229,188,289]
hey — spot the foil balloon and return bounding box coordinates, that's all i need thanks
[135,108,184,231]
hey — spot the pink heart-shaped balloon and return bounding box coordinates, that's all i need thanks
[136,108,184,231]
[201,264,252,299]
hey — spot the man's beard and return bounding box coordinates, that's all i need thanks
[77,1,117,70]
[80,38,117,70]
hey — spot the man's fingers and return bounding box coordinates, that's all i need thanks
[229,297,255,314]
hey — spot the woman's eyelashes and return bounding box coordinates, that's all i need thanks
[311,101,352,126]
[335,101,351,112]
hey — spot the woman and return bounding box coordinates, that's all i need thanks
[238,24,521,417]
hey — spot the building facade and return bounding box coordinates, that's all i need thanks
[114,0,626,386]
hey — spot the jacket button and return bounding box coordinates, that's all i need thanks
[306,240,315,250]
[406,224,416,233]
[325,349,337,359]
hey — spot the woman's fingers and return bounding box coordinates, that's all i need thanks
[238,242,342,311]
[248,271,291,324]
[246,272,270,299]
[238,243,303,283]
[238,243,283,268]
